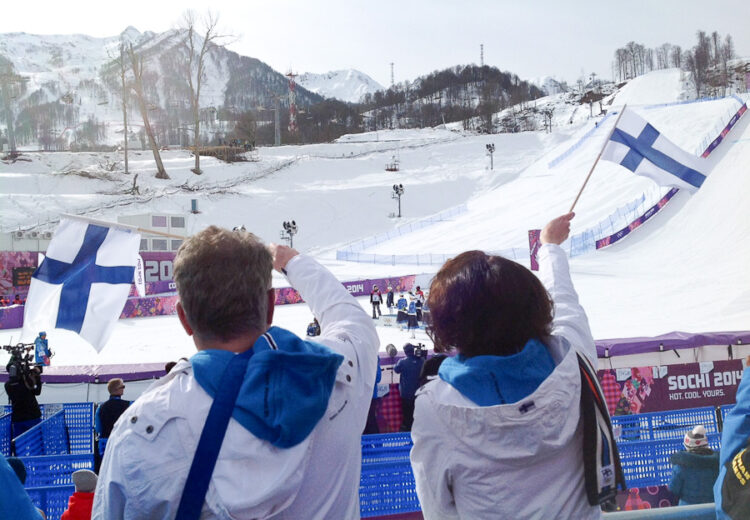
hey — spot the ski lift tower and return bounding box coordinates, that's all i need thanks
[286,71,298,135]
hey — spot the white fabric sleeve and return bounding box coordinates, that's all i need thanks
[410,397,461,520]
[283,254,380,391]
[537,243,597,364]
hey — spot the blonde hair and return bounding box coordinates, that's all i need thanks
[174,226,273,342]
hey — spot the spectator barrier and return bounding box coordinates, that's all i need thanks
[27,485,75,520]
[21,453,94,487]
[14,410,68,456]
[360,433,421,518]
[720,403,734,424]
[618,433,721,488]
[0,412,10,456]
[612,406,719,442]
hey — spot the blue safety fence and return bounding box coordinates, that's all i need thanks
[21,453,94,487]
[618,433,721,488]
[0,412,11,456]
[360,433,421,518]
[26,485,75,520]
[14,410,68,456]
[5,402,94,455]
[612,406,719,442]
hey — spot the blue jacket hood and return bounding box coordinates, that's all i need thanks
[438,339,555,406]
[191,326,343,449]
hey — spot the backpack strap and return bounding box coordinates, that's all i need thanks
[175,347,254,519]
[577,352,627,505]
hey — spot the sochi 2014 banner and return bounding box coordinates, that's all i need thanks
[598,359,743,415]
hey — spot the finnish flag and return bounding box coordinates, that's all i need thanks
[23,217,140,351]
[601,108,708,193]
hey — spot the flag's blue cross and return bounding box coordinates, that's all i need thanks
[33,225,135,333]
[611,123,706,189]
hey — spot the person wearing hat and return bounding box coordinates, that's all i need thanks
[4,365,43,437]
[61,469,97,520]
[95,379,130,457]
[370,284,382,319]
[669,425,720,505]
[385,285,395,311]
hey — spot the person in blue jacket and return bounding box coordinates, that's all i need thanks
[34,331,51,366]
[669,425,719,505]
[0,454,43,519]
[396,294,408,326]
[394,343,425,431]
[715,356,750,519]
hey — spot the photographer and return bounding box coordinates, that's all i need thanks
[394,343,425,431]
[4,356,43,438]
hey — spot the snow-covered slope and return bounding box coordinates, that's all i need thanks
[298,69,384,103]
[1,69,748,365]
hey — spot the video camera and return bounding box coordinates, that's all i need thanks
[413,343,428,358]
[3,342,39,381]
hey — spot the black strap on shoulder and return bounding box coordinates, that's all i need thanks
[577,352,627,505]
[175,347,254,519]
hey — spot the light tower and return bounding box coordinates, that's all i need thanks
[480,44,484,67]
[390,62,394,88]
[286,71,298,134]
[281,220,298,248]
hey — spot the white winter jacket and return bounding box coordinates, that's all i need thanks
[92,254,379,519]
[410,244,601,520]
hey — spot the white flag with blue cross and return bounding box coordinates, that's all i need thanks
[22,217,141,351]
[601,108,709,193]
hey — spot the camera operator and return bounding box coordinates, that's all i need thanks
[393,343,426,432]
[4,351,43,438]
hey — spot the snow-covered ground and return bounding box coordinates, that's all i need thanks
[1,69,749,368]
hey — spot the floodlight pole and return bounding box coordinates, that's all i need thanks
[391,184,404,218]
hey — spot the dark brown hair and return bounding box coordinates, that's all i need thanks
[426,251,553,357]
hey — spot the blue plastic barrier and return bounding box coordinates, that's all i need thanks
[720,404,734,424]
[14,410,67,456]
[360,433,421,518]
[612,406,718,442]
[617,433,721,488]
[27,485,75,520]
[61,402,94,454]
[0,413,11,456]
[21,453,94,487]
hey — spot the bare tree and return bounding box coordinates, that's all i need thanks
[128,43,168,179]
[110,42,130,174]
[181,10,226,175]
[670,45,682,68]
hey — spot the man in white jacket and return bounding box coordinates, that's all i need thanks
[93,226,379,519]
[410,213,603,519]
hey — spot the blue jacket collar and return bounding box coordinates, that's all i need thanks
[191,326,343,448]
[438,338,555,406]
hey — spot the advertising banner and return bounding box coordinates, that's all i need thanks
[598,360,743,415]
[0,251,39,298]
[596,189,679,249]
[127,252,176,296]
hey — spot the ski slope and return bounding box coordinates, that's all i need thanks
[1,70,749,366]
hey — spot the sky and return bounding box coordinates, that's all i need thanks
[2,0,750,90]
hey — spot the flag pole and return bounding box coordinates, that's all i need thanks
[60,213,186,239]
[569,104,628,213]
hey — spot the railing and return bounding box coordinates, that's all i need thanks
[603,503,716,519]
[21,453,94,487]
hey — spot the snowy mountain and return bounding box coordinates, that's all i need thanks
[0,28,323,149]
[298,69,384,103]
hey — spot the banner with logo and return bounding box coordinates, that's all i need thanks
[598,360,743,415]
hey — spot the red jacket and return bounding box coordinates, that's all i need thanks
[61,492,94,520]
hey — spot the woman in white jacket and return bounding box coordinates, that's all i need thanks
[410,213,605,520]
